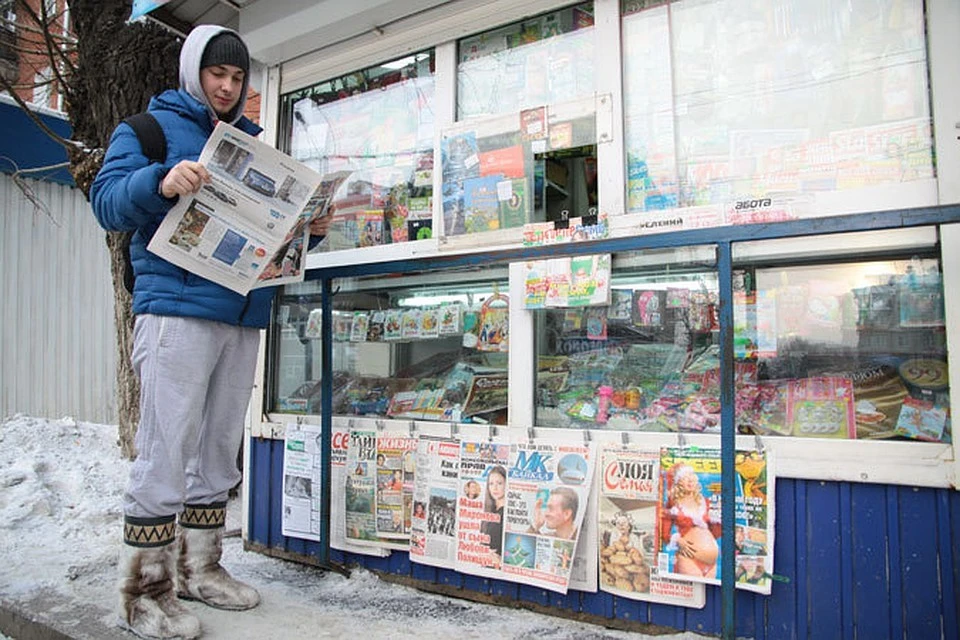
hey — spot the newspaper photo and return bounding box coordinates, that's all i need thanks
[656,446,775,595]
[409,435,460,570]
[375,432,417,539]
[148,122,328,295]
[501,440,596,594]
[454,438,511,579]
[281,422,322,542]
[343,427,379,546]
[330,423,388,557]
[598,444,705,607]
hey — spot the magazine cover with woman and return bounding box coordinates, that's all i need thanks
[656,446,774,594]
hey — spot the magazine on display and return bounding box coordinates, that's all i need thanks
[330,424,388,557]
[148,122,328,295]
[409,435,460,570]
[501,440,596,594]
[280,422,322,542]
[597,444,705,607]
[656,446,774,595]
[454,437,512,579]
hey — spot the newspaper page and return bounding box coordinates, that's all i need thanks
[344,427,379,547]
[331,423,388,557]
[281,422,322,541]
[566,453,598,593]
[375,432,418,539]
[656,447,775,595]
[501,440,596,594]
[454,438,511,579]
[409,435,460,569]
[598,444,705,607]
[147,122,326,295]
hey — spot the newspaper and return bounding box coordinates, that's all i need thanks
[409,435,460,569]
[281,422,322,541]
[330,423,388,557]
[147,122,328,295]
[501,440,596,594]
[656,446,775,595]
[597,444,705,607]
[454,438,511,579]
[375,433,417,539]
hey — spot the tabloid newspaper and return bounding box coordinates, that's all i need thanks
[330,423,388,556]
[343,427,409,551]
[597,444,705,607]
[501,441,596,594]
[148,122,331,295]
[656,446,774,595]
[454,438,511,579]
[409,435,460,569]
[375,433,417,539]
[280,422,322,542]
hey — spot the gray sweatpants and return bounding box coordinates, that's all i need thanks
[124,314,260,518]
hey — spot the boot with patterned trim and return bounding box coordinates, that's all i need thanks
[118,515,202,639]
[177,503,260,611]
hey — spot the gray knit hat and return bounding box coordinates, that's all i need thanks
[200,31,249,74]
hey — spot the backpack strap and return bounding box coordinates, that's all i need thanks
[117,112,168,296]
[122,112,167,164]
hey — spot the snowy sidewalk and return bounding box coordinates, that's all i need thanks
[0,416,707,640]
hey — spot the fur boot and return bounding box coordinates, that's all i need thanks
[119,515,201,639]
[177,503,260,611]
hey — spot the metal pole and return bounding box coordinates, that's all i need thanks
[718,241,736,639]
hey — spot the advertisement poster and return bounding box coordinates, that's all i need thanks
[454,438,511,579]
[501,441,596,594]
[375,433,418,539]
[330,424,388,557]
[657,447,774,595]
[281,423,322,542]
[409,435,460,570]
[597,444,705,607]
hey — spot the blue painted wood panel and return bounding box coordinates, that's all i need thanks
[247,438,960,639]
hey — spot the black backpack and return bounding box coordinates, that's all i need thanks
[118,112,168,294]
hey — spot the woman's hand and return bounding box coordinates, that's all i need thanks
[677,536,698,558]
[160,161,210,198]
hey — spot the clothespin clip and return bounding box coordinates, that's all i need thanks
[347,418,355,430]
[409,421,418,437]
[296,415,304,426]
[376,419,385,432]
[621,431,630,445]
[754,434,765,454]
[582,429,592,444]
[450,423,459,438]
[677,432,687,449]
[489,425,499,441]
[527,426,536,442]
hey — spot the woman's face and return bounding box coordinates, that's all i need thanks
[487,472,505,501]
[678,471,699,494]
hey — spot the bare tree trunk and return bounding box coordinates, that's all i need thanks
[105,231,140,458]
[64,0,180,458]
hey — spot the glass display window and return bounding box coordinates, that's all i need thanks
[533,245,720,431]
[279,51,436,250]
[441,97,599,239]
[621,0,934,219]
[457,3,596,120]
[267,266,513,422]
[733,228,950,444]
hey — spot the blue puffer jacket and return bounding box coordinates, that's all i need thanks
[90,89,276,328]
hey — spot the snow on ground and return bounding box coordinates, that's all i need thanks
[0,414,710,639]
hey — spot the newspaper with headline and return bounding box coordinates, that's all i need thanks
[148,122,331,295]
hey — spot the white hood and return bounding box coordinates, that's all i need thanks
[179,25,250,125]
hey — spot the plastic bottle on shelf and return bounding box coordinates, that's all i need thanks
[597,385,613,424]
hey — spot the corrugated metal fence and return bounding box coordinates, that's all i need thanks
[0,174,117,423]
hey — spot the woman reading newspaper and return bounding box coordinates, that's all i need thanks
[91,25,330,640]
